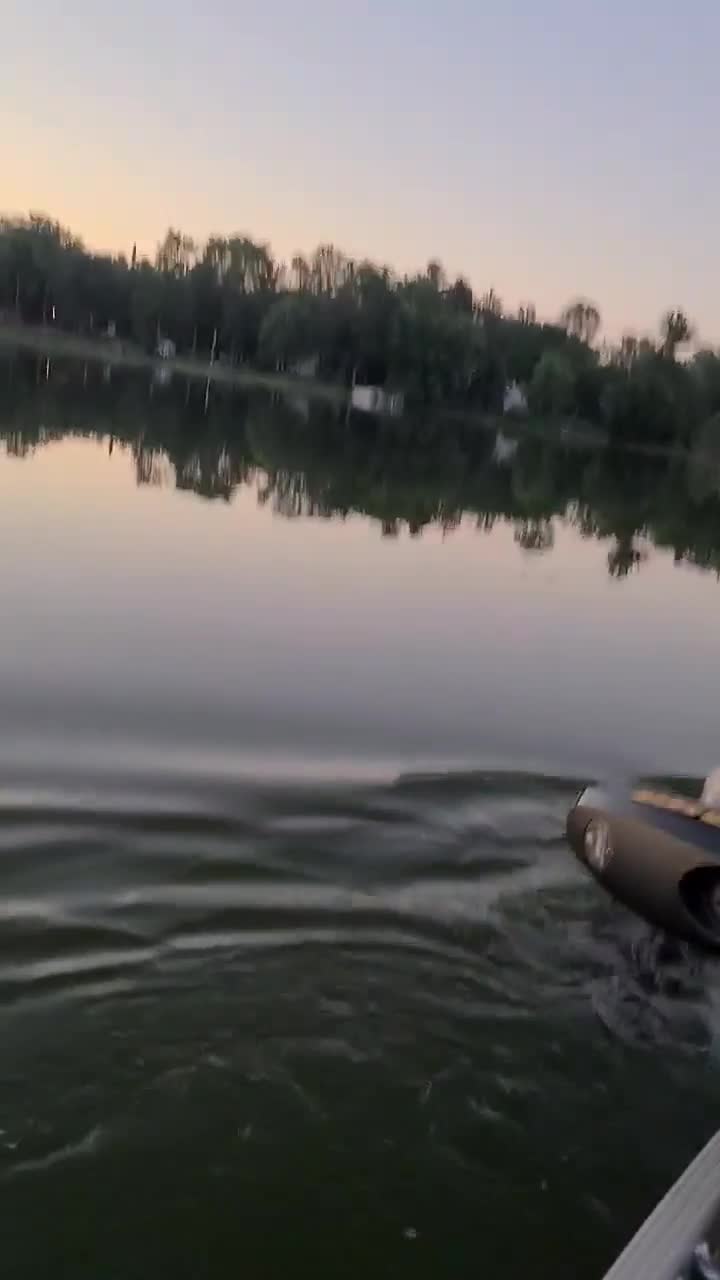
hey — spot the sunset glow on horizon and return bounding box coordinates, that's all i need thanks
[4,0,719,342]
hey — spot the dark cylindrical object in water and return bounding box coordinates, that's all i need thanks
[566,785,720,950]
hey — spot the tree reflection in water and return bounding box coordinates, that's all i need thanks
[2,352,720,580]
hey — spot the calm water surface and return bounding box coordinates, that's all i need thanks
[1,358,720,1278]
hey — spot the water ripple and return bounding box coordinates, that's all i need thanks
[1,767,719,1280]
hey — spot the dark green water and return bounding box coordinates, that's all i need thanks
[1,355,720,1278]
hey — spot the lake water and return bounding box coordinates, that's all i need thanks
[1,354,720,1278]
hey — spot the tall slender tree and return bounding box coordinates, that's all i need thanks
[561,299,601,345]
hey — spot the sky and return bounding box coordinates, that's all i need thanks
[3,0,718,341]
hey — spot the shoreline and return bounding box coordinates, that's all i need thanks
[0,322,602,441]
[0,324,700,460]
[0,323,347,406]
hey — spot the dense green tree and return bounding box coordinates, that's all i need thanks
[446,277,474,315]
[528,351,577,416]
[613,334,639,370]
[310,244,351,296]
[289,255,311,292]
[478,288,503,318]
[425,260,447,292]
[601,351,699,444]
[258,294,324,368]
[224,236,276,293]
[661,309,693,360]
[692,350,720,418]
[156,228,196,276]
[561,299,601,346]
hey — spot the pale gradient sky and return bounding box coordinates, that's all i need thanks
[3,0,718,340]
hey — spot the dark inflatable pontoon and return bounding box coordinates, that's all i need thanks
[567,784,720,950]
[567,782,720,1277]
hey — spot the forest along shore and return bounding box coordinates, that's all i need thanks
[3,214,720,448]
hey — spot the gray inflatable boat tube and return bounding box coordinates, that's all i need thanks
[566,785,720,949]
[603,1130,720,1279]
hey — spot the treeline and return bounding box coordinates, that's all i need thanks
[2,353,720,577]
[1,213,720,443]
